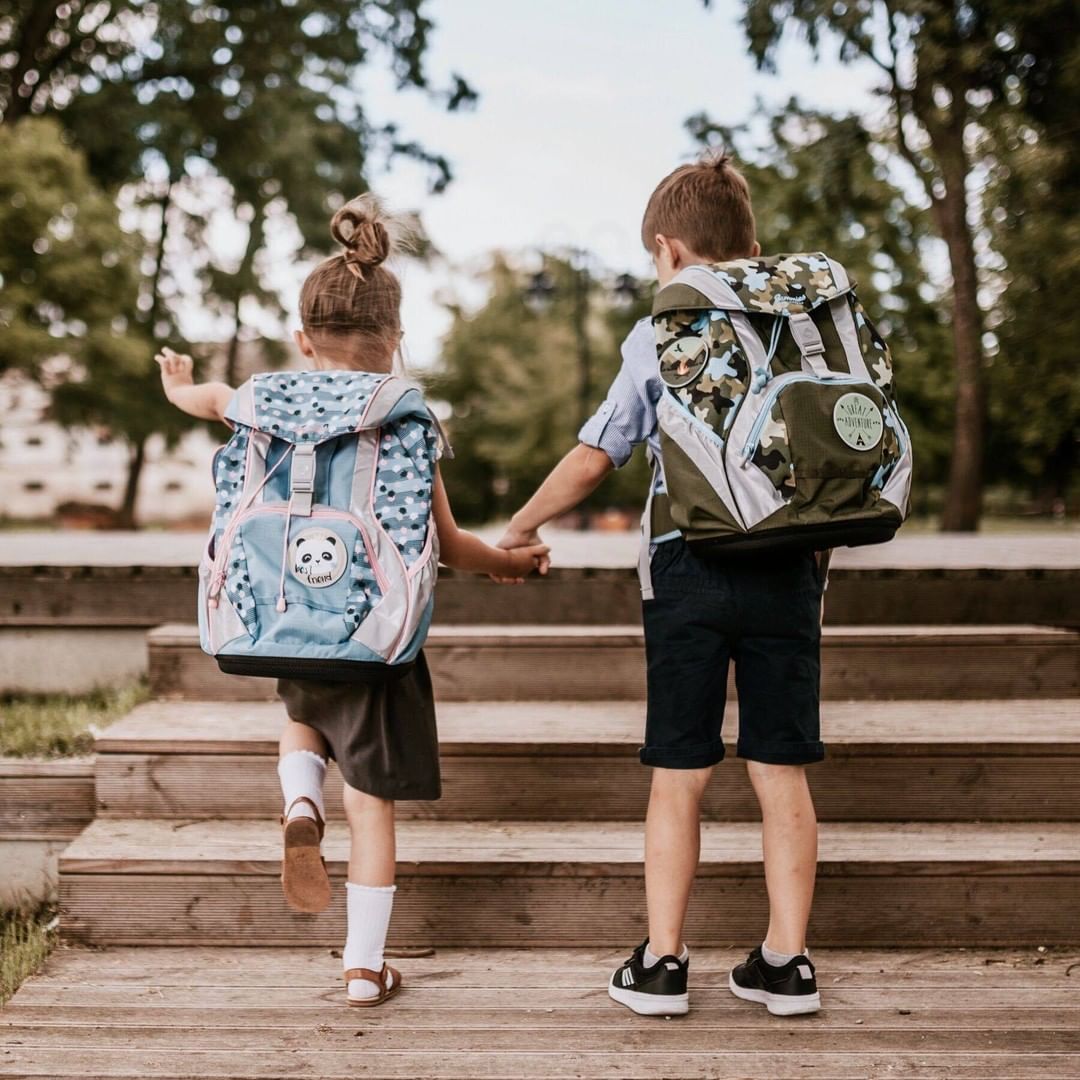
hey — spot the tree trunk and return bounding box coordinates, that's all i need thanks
[3,1,63,125]
[117,437,147,529]
[225,206,265,385]
[930,138,985,532]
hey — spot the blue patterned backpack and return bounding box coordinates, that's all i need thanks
[198,370,443,681]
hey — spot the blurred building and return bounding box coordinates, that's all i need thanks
[0,342,302,525]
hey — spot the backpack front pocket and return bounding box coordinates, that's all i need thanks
[733,374,898,527]
[211,505,386,647]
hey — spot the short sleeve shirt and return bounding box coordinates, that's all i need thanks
[577,317,665,492]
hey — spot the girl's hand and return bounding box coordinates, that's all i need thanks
[490,543,550,585]
[154,347,194,398]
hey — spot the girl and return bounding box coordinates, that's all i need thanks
[155,194,548,1007]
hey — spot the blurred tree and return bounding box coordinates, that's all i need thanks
[0,0,473,523]
[686,101,954,509]
[0,116,189,525]
[728,0,1079,528]
[430,254,651,525]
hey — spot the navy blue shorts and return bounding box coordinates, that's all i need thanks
[641,538,826,768]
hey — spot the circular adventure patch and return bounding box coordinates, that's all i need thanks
[832,392,883,451]
[288,527,347,588]
[659,335,710,388]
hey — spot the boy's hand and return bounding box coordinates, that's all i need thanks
[490,543,550,585]
[497,523,551,576]
[154,347,194,398]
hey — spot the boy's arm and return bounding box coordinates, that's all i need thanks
[499,317,656,551]
[433,468,549,582]
[498,445,614,549]
[155,348,233,422]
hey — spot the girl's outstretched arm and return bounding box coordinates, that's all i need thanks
[155,348,233,422]
[432,467,548,584]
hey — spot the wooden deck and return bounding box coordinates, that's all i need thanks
[3,946,1078,1078]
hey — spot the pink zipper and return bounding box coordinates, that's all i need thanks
[207,504,389,601]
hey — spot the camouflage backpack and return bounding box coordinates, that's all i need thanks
[645,252,912,590]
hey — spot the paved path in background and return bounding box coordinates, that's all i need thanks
[0,528,1077,569]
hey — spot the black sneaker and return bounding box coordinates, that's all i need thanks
[729,947,821,1016]
[608,940,689,1016]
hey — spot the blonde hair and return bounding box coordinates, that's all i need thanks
[641,149,757,261]
[299,194,416,371]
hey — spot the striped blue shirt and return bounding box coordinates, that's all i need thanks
[578,317,664,485]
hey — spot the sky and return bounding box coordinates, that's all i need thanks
[276,0,886,370]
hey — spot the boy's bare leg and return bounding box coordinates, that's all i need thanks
[645,766,713,956]
[746,761,817,955]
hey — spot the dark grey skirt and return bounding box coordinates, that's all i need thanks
[276,651,441,801]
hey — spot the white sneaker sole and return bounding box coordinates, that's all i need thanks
[728,972,821,1016]
[608,979,689,1016]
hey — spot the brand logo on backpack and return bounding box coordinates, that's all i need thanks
[659,336,709,388]
[833,393,883,451]
[288,528,346,588]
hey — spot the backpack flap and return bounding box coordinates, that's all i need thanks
[225,371,427,444]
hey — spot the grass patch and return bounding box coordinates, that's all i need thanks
[0,905,58,1005]
[0,683,148,758]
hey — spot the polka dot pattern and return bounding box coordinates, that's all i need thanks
[223,532,258,638]
[252,371,385,442]
[211,428,249,540]
[344,535,383,633]
[373,417,437,565]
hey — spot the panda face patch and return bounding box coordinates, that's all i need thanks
[288,527,346,589]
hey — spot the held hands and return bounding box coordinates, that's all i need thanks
[489,542,550,586]
[489,522,551,585]
[154,347,195,400]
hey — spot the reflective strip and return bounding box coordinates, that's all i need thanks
[830,296,873,383]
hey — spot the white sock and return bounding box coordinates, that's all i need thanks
[277,749,327,822]
[644,943,689,968]
[761,941,806,967]
[344,882,396,999]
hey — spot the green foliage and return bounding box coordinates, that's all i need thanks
[0,118,143,378]
[1,1,474,522]
[0,682,148,758]
[725,0,1080,512]
[429,255,651,524]
[0,906,57,1006]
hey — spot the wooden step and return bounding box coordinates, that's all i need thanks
[147,623,1080,701]
[58,818,1080,948]
[3,946,1078,1079]
[93,699,1080,822]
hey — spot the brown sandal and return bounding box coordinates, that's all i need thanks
[345,964,402,1007]
[280,796,331,914]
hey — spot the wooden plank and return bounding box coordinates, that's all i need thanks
[9,983,1077,1009]
[93,750,1080,823]
[57,819,1080,872]
[2,1048,1078,1079]
[7,1005,1077,1031]
[0,760,96,839]
[6,569,1080,629]
[7,1025,1080,1053]
[29,945,1080,985]
[95,699,1080,755]
[146,623,1080,702]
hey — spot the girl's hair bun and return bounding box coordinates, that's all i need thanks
[331,194,391,278]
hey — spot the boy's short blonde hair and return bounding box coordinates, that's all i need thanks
[641,150,757,262]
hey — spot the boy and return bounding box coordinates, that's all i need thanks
[498,151,825,1017]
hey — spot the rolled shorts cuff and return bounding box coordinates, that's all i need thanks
[639,739,726,769]
[736,737,825,766]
